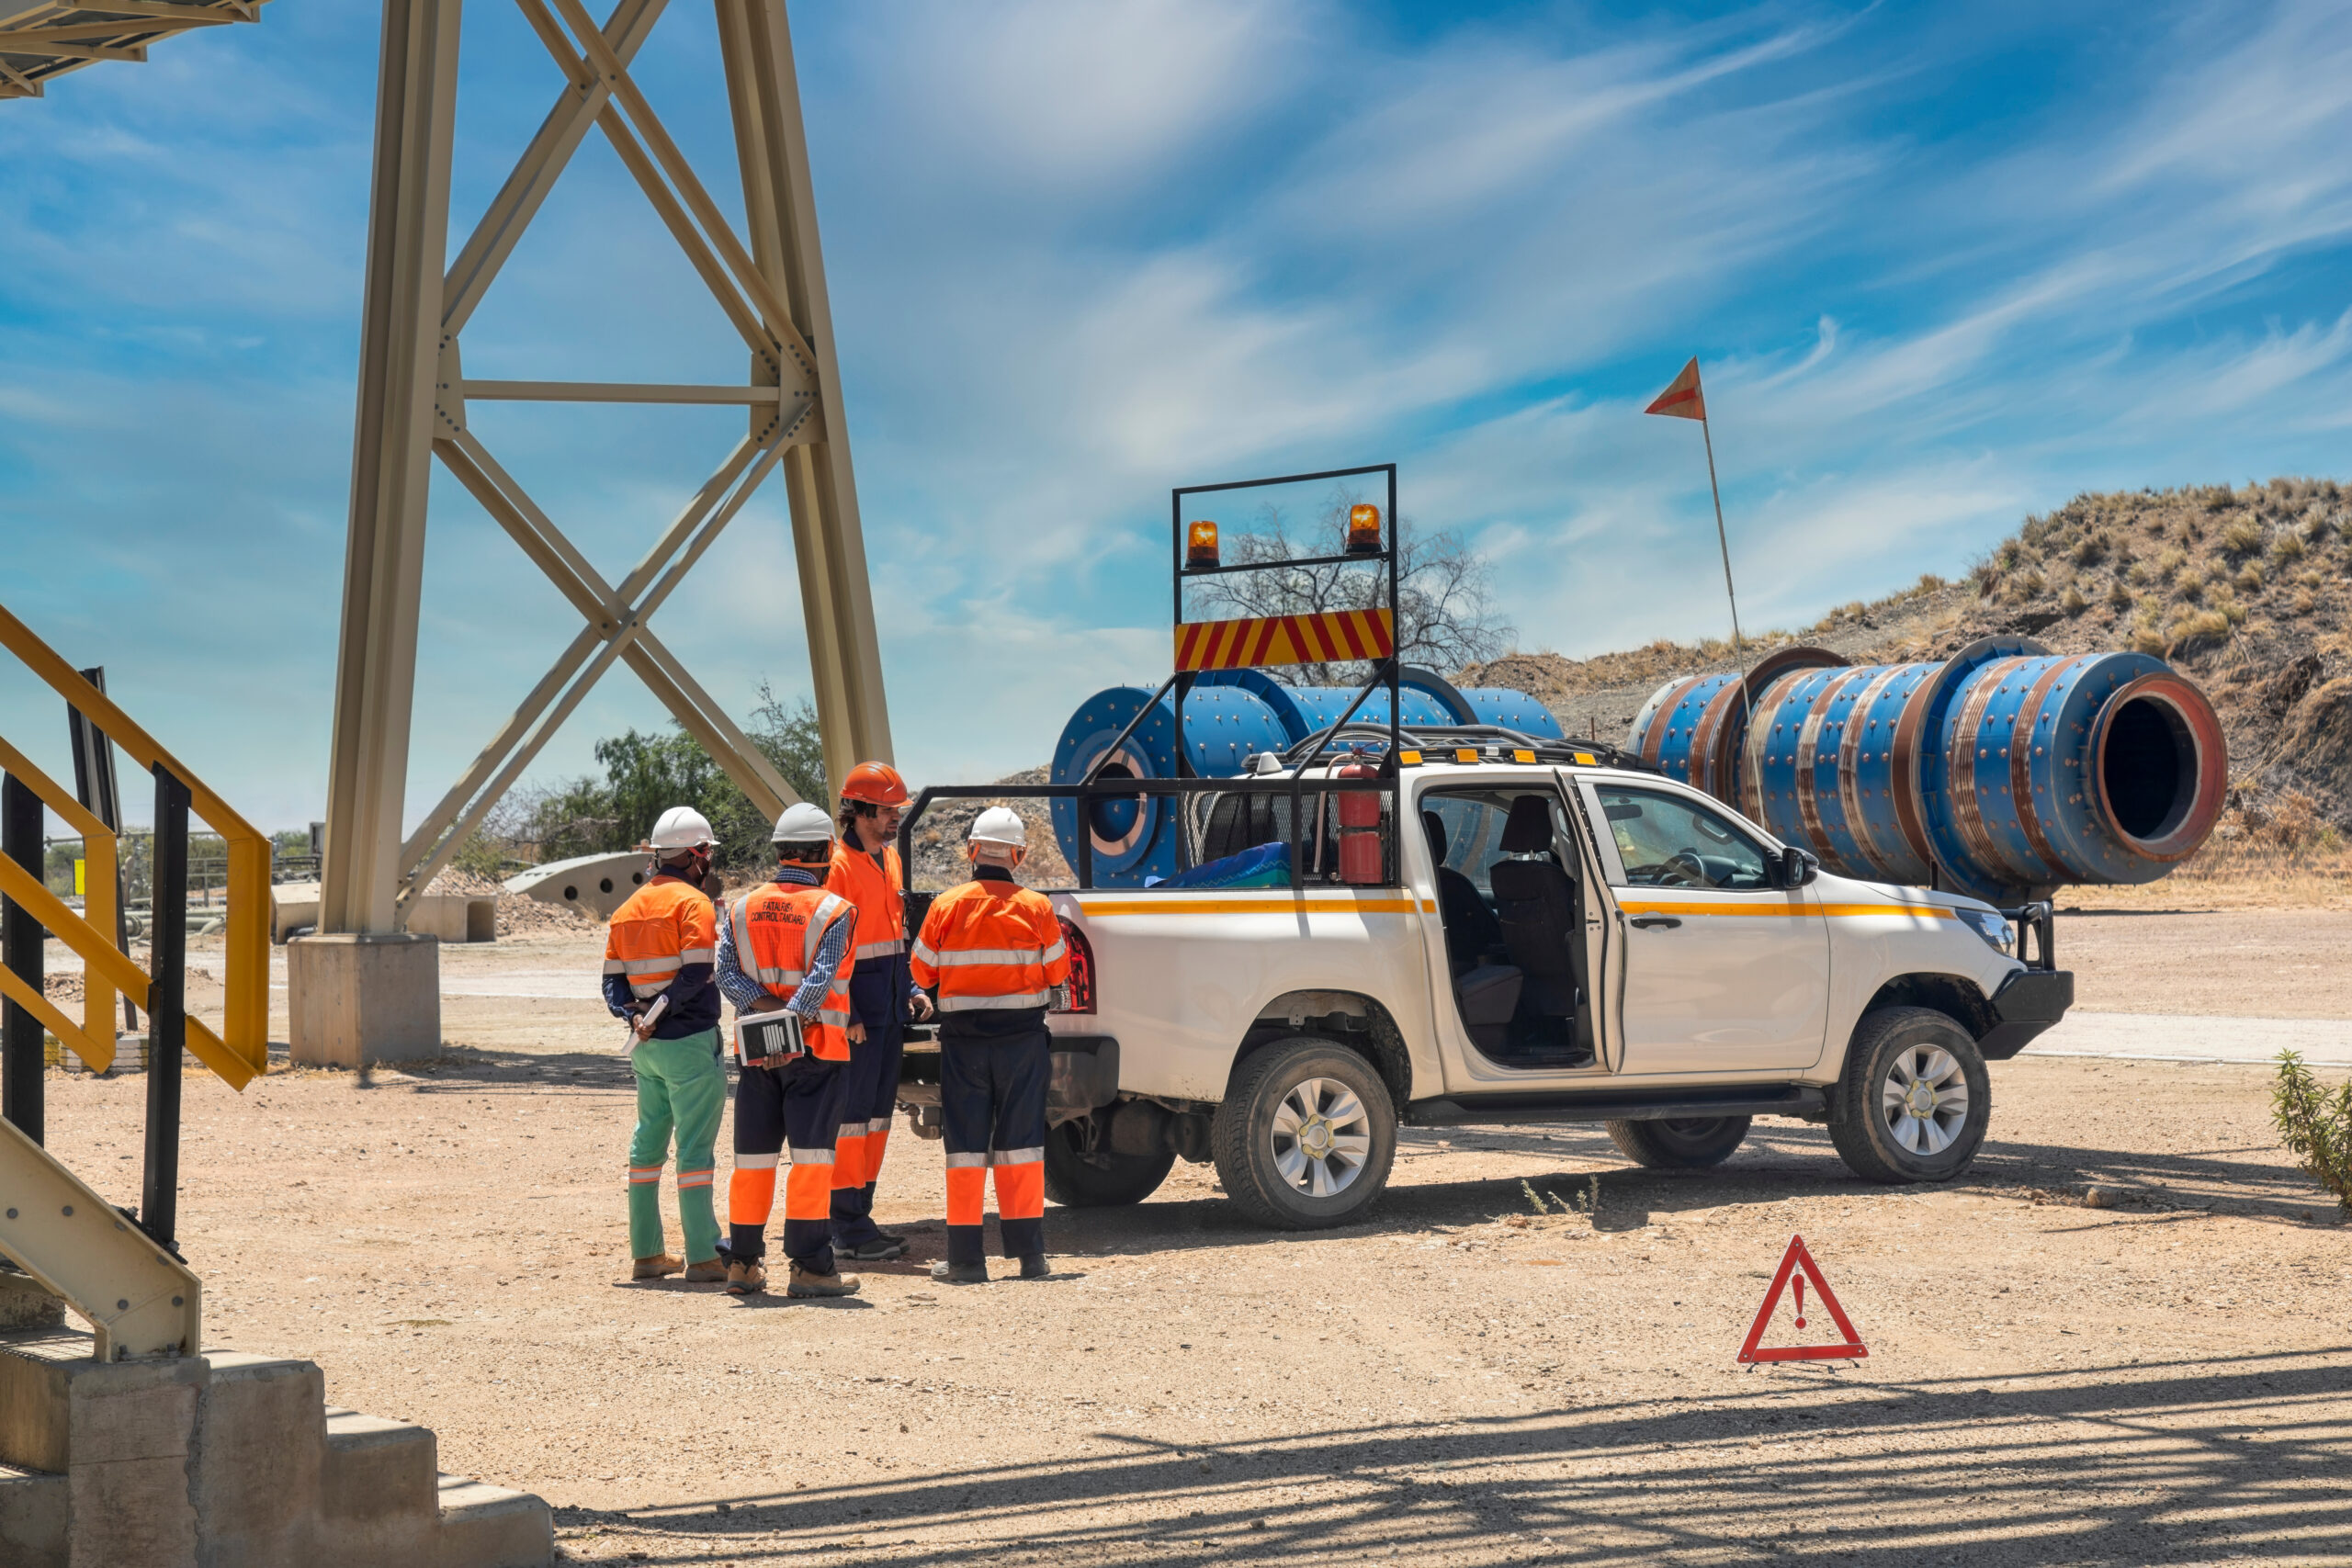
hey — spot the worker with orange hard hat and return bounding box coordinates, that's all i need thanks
[824,761,933,1261]
[909,807,1069,1283]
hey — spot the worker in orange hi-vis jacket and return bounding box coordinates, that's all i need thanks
[605,807,728,1284]
[908,807,1069,1284]
[713,803,865,1300]
[824,761,933,1263]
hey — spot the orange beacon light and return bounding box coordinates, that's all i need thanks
[1346,503,1382,555]
[1186,519,1221,570]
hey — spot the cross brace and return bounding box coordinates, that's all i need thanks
[323,0,892,937]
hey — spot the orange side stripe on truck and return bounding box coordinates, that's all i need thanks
[1617,899,1960,919]
[1073,896,1422,917]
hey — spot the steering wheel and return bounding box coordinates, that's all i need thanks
[1659,851,1709,887]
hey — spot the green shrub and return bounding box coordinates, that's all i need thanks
[2272,1052,2352,1214]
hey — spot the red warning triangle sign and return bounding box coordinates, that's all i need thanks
[1737,1235,1867,1363]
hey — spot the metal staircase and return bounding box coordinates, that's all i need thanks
[0,604,550,1567]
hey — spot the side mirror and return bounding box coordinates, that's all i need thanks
[1779,845,1819,887]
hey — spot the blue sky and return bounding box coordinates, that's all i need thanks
[4,0,2349,832]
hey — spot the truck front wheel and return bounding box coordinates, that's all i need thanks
[1212,1037,1397,1229]
[1828,1006,1991,1183]
[1605,1115,1750,1168]
[1041,1119,1175,1208]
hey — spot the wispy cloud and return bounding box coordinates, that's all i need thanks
[3,0,2349,823]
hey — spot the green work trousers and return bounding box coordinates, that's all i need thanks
[628,1028,726,1262]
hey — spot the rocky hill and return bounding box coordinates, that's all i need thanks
[1461,478,2352,851]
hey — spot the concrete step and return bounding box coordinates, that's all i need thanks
[436,1473,555,1568]
[0,1465,67,1568]
[322,1407,439,1566]
[0,1340,550,1568]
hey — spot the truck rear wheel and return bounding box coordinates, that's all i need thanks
[1212,1037,1396,1230]
[1604,1115,1750,1168]
[1828,1006,1990,1183]
[1041,1120,1174,1208]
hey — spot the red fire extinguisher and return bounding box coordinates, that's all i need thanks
[1334,759,1385,885]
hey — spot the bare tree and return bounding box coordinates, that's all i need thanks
[1186,496,1517,684]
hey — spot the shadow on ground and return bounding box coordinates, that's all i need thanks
[548,1348,2352,1566]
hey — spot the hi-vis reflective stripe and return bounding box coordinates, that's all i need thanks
[937,990,1050,1011]
[910,938,939,966]
[1617,898,1962,920]
[1072,895,1420,916]
[1176,607,1396,672]
[787,1145,835,1165]
[733,1153,779,1170]
[928,947,1047,967]
[989,1146,1045,1166]
[677,1169,714,1188]
[854,937,907,961]
[944,1152,989,1168]
[628,1166,662,1184]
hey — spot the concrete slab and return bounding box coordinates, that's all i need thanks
[2023,1010,2352,1066]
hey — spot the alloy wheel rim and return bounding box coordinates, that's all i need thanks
[1270,1077,1373,1198]
[1880,1044,1968,1156]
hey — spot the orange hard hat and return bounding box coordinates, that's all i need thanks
[840,761,910,807]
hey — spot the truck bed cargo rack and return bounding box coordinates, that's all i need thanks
[1283,722,1655,773]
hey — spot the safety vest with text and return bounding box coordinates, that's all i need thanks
[728,884,857,1061]
[826,840,907,966]
[909,879,1069,1014]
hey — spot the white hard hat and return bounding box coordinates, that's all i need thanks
[969,806,1028,849]
[771,802,837,845]
[650,806,718,852]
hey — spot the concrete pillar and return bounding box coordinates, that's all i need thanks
[311,0,461,1054]
[288,935,441,1066]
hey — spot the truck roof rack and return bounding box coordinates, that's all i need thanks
[1277,722,1656,774]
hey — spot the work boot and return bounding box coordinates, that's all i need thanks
[630,1253,684,1281]
[838,1236,909,1263]
[930,1259,989,1286]
[786,1264,861,1299]
[1016,1253,1051,1280]
[725,1259,768,1295]
[683,1257,728,1284]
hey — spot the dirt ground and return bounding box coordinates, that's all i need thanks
[27,908,2352,1568]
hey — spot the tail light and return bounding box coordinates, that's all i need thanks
[1053,916,1096,1013]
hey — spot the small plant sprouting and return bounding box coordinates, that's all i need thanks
[2273,1050,2352,1215]
[1520,1178,1600,1223]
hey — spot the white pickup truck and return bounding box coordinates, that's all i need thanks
[900,746,2073,1229]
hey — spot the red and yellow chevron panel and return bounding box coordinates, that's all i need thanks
[1174,608,1395,671]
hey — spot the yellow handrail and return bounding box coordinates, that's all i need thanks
[0,603,268,1089]
[0,735,118,1070]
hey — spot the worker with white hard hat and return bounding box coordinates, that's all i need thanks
[708,801,864,1298]
[823,761,933,1263]
[908,806,1069,1283]
[605,806,728,1283]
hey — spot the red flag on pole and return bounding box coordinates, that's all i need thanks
[1645,356,1705,421]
